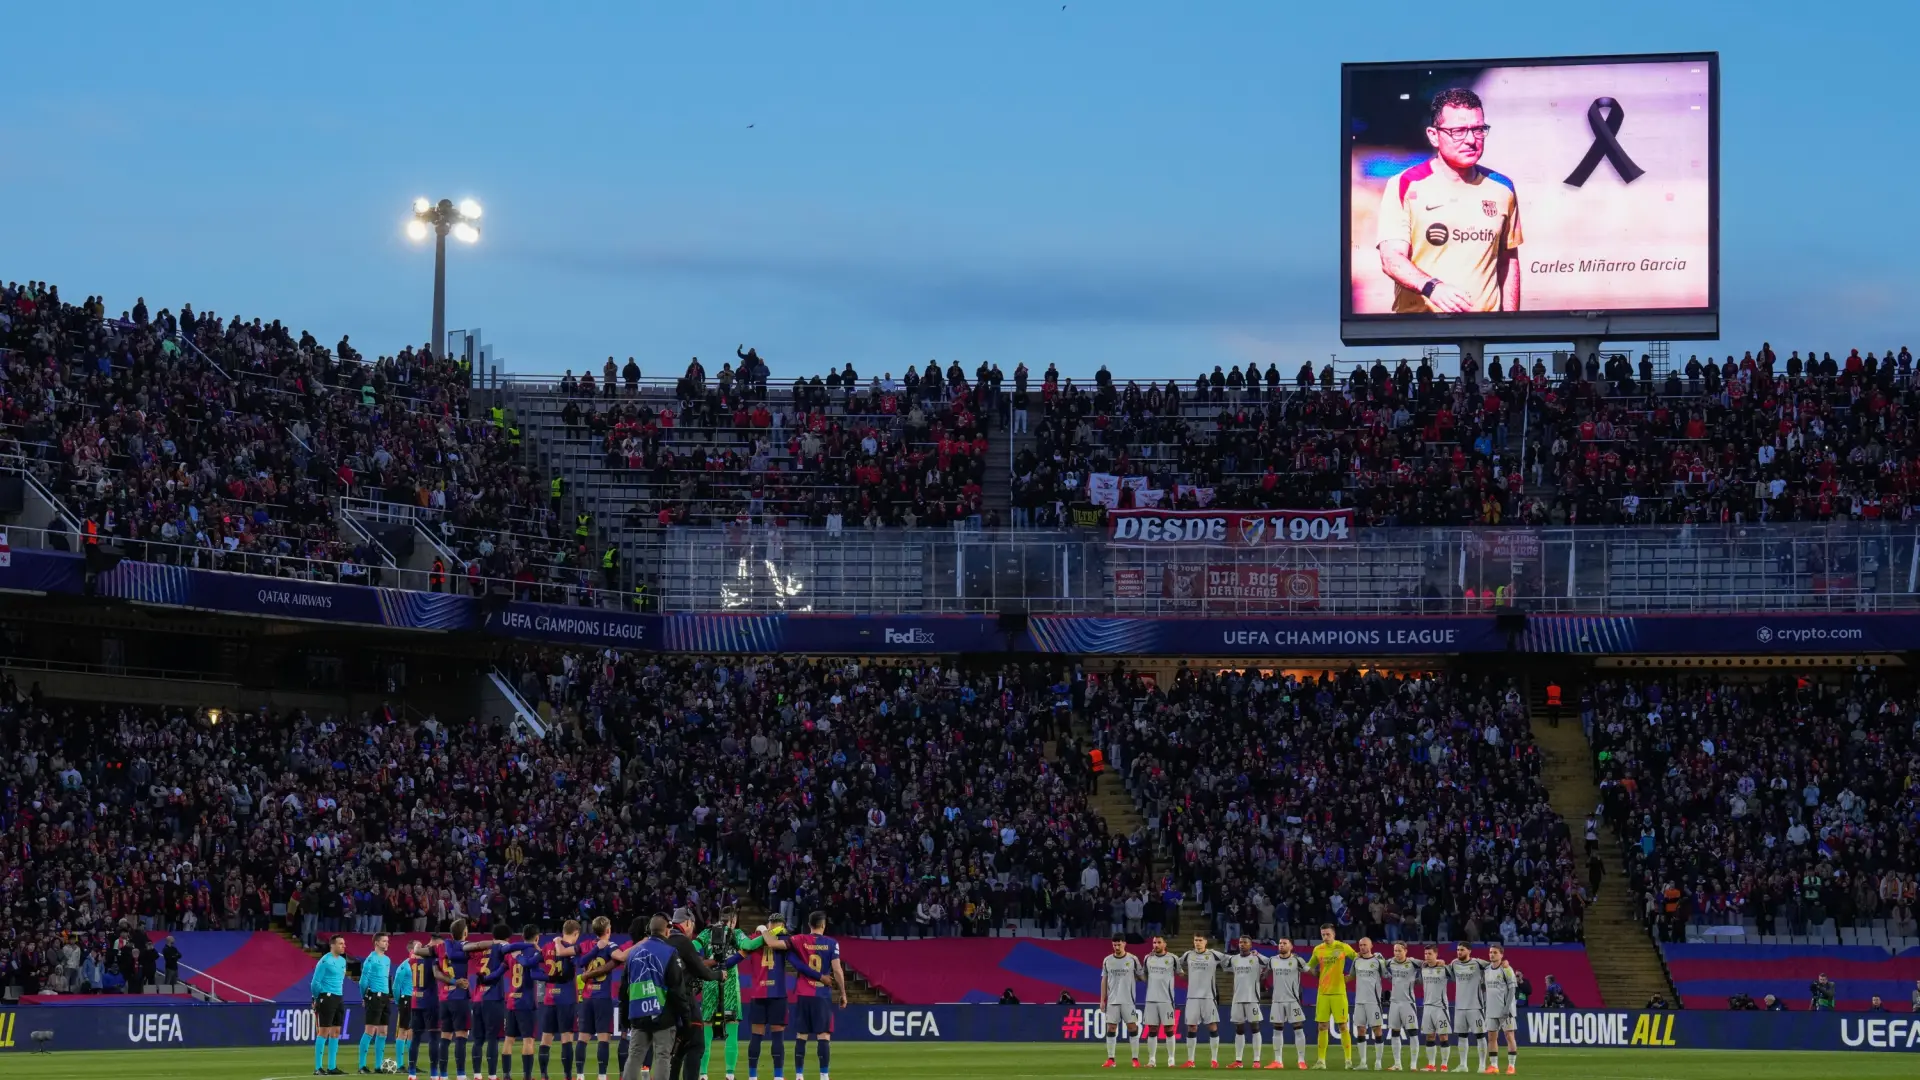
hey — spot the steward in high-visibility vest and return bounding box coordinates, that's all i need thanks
[575,512,592,539]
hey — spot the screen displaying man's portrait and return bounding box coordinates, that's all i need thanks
[1345,55,1714,321]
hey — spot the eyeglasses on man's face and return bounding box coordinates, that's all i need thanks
[1433,124,1491,141]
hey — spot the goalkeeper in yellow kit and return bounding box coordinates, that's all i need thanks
[1308,925,1358,1069]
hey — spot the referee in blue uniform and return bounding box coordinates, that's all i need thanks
[358,933,394,1074]
[391,948,416,1076]
[312,935,349,1075]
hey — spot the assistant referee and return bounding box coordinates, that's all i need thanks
[312,934,349,1076]
[357,932,394,1074]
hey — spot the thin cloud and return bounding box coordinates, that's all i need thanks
[512,238,1321,329]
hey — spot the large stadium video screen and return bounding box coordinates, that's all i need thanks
[1341,52,1718,344]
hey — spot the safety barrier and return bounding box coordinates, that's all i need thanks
[12,545,1920,655]
[2,1003,1915,1052]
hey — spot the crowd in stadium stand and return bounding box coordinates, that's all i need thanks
[526,340,1920,535]
[503,651,1148,935]
[559,353,1009,528]
[1536,345,1920,525]
[15,274,1920,590]
[1089,665,1587,946]
[0,671,739,994]
[1580,671,1920,942]
[0,655,1155,991]
[1013,346,1920,528]
[1012,359,1517,527]
[0,278,561,589]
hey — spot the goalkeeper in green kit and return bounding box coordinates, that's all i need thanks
[695,906,778,1080]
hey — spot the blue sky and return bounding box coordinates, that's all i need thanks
[3,2,1911,380]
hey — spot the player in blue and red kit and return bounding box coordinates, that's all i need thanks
[471,933,508,1080]
[498,925,548,1080]
[743,915,795,1080]
[433,919,493,1080]
[406,936,446,1080]
[474,914,549,1076]
[785,913,845,1080]
[474,925,542,1080]
[538,921,582,1080]
[570,916,622,1080]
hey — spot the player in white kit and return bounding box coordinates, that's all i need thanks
[1448,944,1489,1073]
[1179,935,1228,1068]
[1101,935,1145,1068]
[1268,940,1310,1070]
[1383,943,1421,1071]
[1350,939,1387,1070]
[1226,938,1267,1068]
[1418,946,1452,1071]
[1480,945,1519,1074]
[1144,937,1182,1067]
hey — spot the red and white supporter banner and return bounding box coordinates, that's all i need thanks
[1162,564,1321,610]
[1205,566,1320,607]
[1087,473,1121,509]
[1107,508,1355,546]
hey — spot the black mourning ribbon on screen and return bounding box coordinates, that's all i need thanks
[1564,96,1645,187]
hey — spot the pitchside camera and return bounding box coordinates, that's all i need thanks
[31,1029,54,1051]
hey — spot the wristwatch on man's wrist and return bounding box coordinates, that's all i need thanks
[1421,278,1440,299]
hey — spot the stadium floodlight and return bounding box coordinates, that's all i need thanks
[407,196,485,359]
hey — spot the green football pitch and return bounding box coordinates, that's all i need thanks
[5,1045,1913,1080]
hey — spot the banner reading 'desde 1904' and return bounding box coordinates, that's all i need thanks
[1107,508,1355,546]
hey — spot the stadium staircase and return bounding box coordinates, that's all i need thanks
[1526,680,1678,1008]
[984,416,1017,523]
[276,927,316,958]
[496,385,662,603]
[1075,715,1209,939]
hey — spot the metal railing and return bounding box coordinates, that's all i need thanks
[8,509,1916,618]
[653,522,1920,616]
[0,453,84,534]
[0,522,641,610]
[179,960,270,1003]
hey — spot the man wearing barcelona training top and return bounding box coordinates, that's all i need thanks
[1376,87,1523,314]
